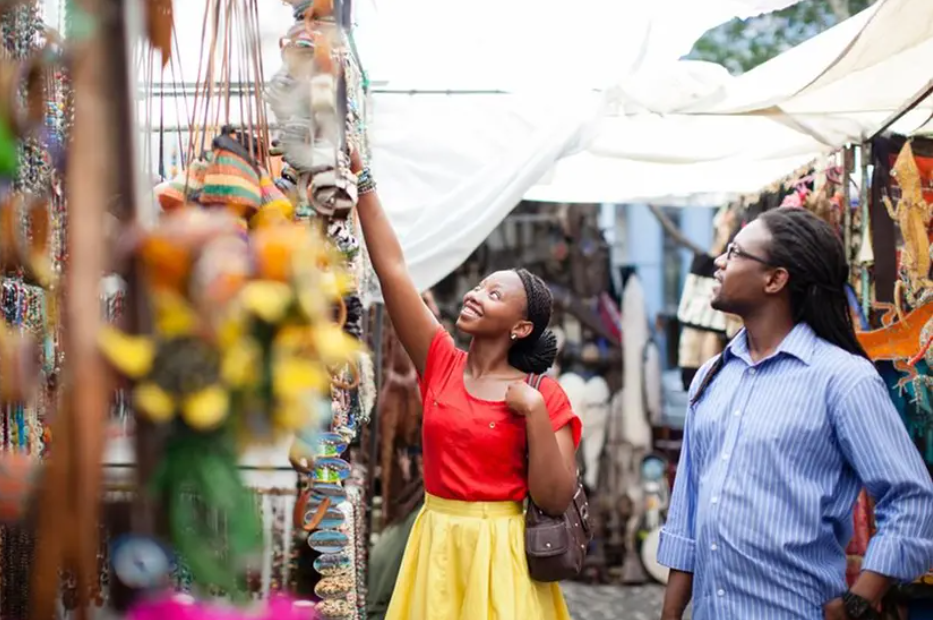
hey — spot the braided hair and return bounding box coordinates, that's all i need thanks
[510,268,559,374]
[760,207,868,358]
[691,207,867,406]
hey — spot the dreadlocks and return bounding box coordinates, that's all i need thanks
[760,207,868,359]
[510,268,558,375]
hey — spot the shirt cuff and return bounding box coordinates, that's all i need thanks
[862,534,933,582]
[657,528,696,573]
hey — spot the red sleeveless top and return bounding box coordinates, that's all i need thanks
[419,327,582,503]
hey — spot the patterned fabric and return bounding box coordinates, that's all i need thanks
[251,170,295,227]
[658,322,933,620]
[156,159,208,211]
[845,490,875,588]
[200,136,261,216]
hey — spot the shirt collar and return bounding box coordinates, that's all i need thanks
[723,322,816,366]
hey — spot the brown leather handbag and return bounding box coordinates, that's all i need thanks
[524,374,592,582]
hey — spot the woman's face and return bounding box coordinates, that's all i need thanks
[456,270,533,340]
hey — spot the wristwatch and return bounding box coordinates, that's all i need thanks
[842,591,879,620]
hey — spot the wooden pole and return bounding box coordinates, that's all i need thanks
[30,0,135,617]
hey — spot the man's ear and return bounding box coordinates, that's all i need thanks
[764,267,790,295]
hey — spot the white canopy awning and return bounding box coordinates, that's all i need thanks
[524,0,933,207]
[126,0,933,292]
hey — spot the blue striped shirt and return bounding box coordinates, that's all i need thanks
[658,322,933,620]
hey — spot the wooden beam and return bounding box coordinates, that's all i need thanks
[31,0,131,617]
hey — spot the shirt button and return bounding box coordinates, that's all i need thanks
[710,543,718,551]
[711,496,719,504]
[749,368,757,375]
[722,453,730,461]
[718,589,725,597]
[489,422,496,429]
[733,410,741,417]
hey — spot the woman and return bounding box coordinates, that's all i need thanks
[353,153,582,620]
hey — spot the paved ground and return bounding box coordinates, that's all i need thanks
[562,582,692,620]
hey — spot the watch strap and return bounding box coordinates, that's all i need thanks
[842,591,879,620]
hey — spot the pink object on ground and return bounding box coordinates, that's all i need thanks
[129,594,318,620]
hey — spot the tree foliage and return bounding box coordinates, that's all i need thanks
[687,0,878,75]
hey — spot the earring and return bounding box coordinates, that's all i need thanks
[510,333,517,341]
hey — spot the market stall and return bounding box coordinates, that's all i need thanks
[0,0,381,617]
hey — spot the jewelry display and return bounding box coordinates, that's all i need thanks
[0,0,68,609]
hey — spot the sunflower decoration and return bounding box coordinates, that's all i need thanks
[98,210,256,594]
[218,222,361,444]
[97,207,362,593]
[99,209,247,431]
[99,291,230,431]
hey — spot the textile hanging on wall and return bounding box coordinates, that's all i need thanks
[871,135,933,306]
[845,490,875,588]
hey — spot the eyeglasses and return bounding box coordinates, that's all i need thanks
[725,243,773,266]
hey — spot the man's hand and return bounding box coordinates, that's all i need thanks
[823,598,848,620]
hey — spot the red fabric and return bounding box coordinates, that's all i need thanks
[846,489,875,587]
[419,327,582,502]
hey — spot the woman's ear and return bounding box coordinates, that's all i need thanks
[510,320,534,340]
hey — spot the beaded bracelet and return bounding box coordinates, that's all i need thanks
[356,167,376,196]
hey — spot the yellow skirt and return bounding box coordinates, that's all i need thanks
[385,493,572,620]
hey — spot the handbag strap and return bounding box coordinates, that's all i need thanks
[526,373,544,390]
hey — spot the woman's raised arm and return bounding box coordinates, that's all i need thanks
[353,155,439,375]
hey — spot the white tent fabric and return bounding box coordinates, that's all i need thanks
[526,0,933,206]
[363,0,806,291]
[352,0,802,92]
[675,0,933,139]
[370,91,603,292]
[121,0,933,292]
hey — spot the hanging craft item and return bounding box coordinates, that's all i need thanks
[857,299,933,409]
[155,158,209,212]
[98,204,359,596]
[0,45,56,176]
[268,0,373,615]
[882,140,933,313]
[266,0,357,221]
[1,192,56,287]
[201,134,263,220]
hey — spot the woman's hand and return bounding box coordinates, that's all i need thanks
[349,147,363,173]
[505,381,546,417]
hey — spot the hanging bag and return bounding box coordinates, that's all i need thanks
[524,373,592,582]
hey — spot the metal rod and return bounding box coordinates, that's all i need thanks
[140,82,508,97]
[365,303,384,539]
[868,77,933,141]
[859,142,871,317]
[842,145,853,280]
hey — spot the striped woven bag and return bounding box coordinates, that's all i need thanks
[200,134,262,217]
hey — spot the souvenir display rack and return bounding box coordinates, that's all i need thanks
[0,0,69,615]
[8,0,378,617]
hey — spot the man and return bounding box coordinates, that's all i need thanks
[659,207,933,620]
